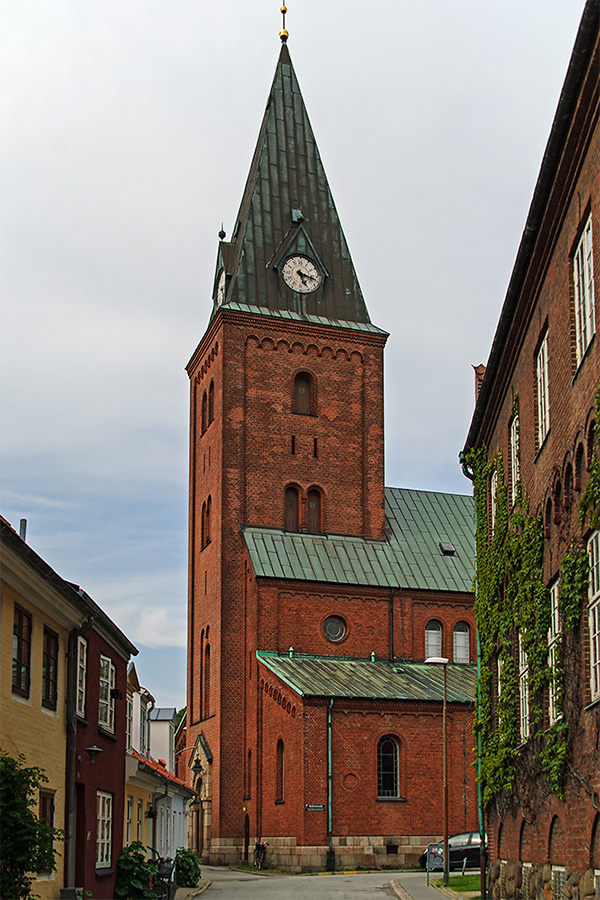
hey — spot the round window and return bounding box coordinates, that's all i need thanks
[323,615,346,642]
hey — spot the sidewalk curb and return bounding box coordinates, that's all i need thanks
[174,880,211,898]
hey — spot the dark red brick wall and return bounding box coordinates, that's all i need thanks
[472,31,599,872]
[72,630,129,898]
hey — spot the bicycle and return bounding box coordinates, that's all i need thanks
[253,840,268,869]
[147,848,174,899]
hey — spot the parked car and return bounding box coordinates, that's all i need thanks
[418,832,486,870]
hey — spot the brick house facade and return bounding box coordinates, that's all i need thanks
[184,41,479,870]
[461,2,599,891]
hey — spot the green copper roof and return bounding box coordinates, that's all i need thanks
[257,652,477,704]
[243,487,475,593]
[213,44,373,326]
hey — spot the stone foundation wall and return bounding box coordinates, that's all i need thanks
[489,861,600,900]
[208,834,432,871]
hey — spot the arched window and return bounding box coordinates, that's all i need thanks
[545,497,552,538]
[208,381,215,425]
[425,620,442,659]
[564,462,573,511]
[246,749,252,800]
[201,391,208,434]
[575,442,585,491]
[201,498,212,549]
[285,486,299,532]
[276,739,284,803]
[294,373,313,415]
[307,488,322,534]
[377,735,399,798]
[453,622,470,663]
[202,643,211,719]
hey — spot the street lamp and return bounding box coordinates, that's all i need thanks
[425,656,449,886]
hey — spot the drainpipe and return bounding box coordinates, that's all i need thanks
[63,618,95,897]
[460,451,486,900]
[326,698,335,872]
[389,589,395,660]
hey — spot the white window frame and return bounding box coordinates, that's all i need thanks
[536,332,550,447]
[574,214,595,366]
[137,798,143,841]
[125,795,133,845]
[99,655,115,733]
[548,580,562,724]
[490,469,498,530]
[76,636,87,718]
[588,531,600,701]
[453,622,470,664]
[96,791,113,868]
[510,415,520,505]
[519,634,529,740]
[425,620,442,659]
[126,693,133,751]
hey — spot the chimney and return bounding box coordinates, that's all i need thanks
[473,364,486,403]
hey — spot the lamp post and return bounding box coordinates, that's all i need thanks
[425,656,449,886]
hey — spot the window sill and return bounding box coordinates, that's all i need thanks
[572,333,596,384]
[376,797,407,803]
[95,867,114,878]
[535,428,551,462]
[275,799,285,805]
[98,726,117,741]
[584,696,600,712]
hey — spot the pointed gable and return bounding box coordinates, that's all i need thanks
[215,44,376,329]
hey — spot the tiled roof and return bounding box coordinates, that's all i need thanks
[243,487,474,593]
[131,749,194,795]
[257,651,477,704]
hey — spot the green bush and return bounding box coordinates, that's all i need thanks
[114,841,157,899]
[174,847,201,887]
[0,750,64,900]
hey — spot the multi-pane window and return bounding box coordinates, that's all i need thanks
[126,693,133,751]
[453,622,470,664]
[536,332,550,446]
[137,799,143,841]
[99,655,116,733]
[12,605,32,697]
[76,637,87,717]
[490,469,498,530]
[548,581,562,724]
[588,531,600,701]
[573,215,595,366]
[125,795,133,844]
[510,415,520,505]
[377,735,399,798]
[96,791,113,867]
[519,634,529,740]
[39,790,56,874]
[42,627,59,710]
[425,620,442,659]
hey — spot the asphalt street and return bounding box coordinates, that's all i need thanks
[198,865,400,898]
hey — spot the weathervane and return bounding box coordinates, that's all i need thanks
[279,4,288,42]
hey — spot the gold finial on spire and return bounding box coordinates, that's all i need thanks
[279,4,288,42]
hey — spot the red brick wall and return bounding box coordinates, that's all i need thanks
[73,630,129,898]
[472,30,599,873]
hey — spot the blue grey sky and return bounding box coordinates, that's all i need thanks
[0,1,585,705]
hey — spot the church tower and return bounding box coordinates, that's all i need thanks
[184,30,477,872]
[185,38,387,858]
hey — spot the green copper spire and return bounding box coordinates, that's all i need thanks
[213,43,377,329]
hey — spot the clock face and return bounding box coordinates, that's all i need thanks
[281,256,321,293]
[216,270,226,306]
